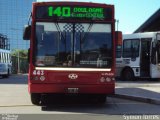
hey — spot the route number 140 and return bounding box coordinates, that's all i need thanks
[48,7,71,17]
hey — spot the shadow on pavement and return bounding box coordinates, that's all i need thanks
[0,74,28,84]
[41,94,112,114]
[40,93,160,115]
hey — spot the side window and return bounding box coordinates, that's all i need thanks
[123,40,131,58]
[123,39,140,58]
[116,45,122,58]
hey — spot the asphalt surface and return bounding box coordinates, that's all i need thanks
[1,74,160,105]
[0,74,160,120]
[115,79,160,105]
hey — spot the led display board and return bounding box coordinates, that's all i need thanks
[36,5,112,20]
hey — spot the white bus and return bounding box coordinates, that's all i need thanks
[0,49,12,78]
[116,32,160,80]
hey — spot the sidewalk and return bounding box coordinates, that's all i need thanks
[114,87,160,105]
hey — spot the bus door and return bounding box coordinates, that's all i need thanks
[150,33,160,78]
[140,38,151,77]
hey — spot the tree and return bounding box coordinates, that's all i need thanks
[11,49,29,73]
[11,49,28,58]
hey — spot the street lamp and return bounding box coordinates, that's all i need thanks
[116,19,119,31]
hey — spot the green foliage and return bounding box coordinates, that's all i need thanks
[11,49,28,58]
[11,49,29,73]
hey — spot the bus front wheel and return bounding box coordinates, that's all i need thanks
[92,94,106,104]
[31,93,41,105]
[97,95,106,103]
[122,68,135,81]
[2,69,10,78]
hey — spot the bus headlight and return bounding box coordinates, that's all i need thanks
[32,76,38,80]
[100,77,105,82]
[106,77,111,82]
[40,76,45,81]
[112,78,115,81]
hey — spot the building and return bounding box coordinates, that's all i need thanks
[135,8,160,33]
[0,33,10,50]
[0,0,36,50]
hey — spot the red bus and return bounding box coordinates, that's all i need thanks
[23,1,116,105]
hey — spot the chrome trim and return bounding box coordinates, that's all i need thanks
[35,67,111,72]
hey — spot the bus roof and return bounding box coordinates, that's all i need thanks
[0,49,11,53]
[34,1,106,3]
[33,1,114,22]
[35,0,107,4]
[33,1,113,7]
[123,31,160,40]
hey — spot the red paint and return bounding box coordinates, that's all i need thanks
[28,1,115,96]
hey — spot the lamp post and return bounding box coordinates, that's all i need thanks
[116,19,119,31]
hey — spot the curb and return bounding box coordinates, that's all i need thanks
[111,94,160,105]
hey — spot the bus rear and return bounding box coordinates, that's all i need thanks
[23,2,115,105]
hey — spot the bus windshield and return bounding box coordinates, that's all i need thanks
[34,22,112,68]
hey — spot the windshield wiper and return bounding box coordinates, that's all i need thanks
[81,22,93,43]
[54,22,66,43]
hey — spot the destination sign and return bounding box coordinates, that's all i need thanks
[48,6,104,19]
[36,5,112,20]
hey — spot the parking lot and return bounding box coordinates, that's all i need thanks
[0,74,160,120]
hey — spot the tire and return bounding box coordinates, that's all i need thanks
[2,69,10,78]
[91,94,106,104]
[7,69,10,76]
[95,95,106,104]
[122,68,135,81]
[6,69,10,78]
[31,93,41,105]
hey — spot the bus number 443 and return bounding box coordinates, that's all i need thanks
[33,70,44,76]
[48,7,71,17]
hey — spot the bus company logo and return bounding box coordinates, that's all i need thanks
[68,73,78,80]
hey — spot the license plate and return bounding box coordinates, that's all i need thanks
[67,88,79,93]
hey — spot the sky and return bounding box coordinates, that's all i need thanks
[37,0,160,34]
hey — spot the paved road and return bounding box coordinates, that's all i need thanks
[116,78,160,104]
[0,75,160,120]
[116,78,160,88]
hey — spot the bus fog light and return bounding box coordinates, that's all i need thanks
[32,76,38,80]
[100,77,105,82]
[106,77,111,82]
[40,76,45,81]
[112,78,115,81]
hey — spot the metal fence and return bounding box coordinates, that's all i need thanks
[11,56,29,74]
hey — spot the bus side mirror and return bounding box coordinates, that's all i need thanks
[115,31,122,46]
[115,31,122,58]
[23,25,31,40]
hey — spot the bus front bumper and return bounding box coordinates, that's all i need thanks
[29,83,115,95]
